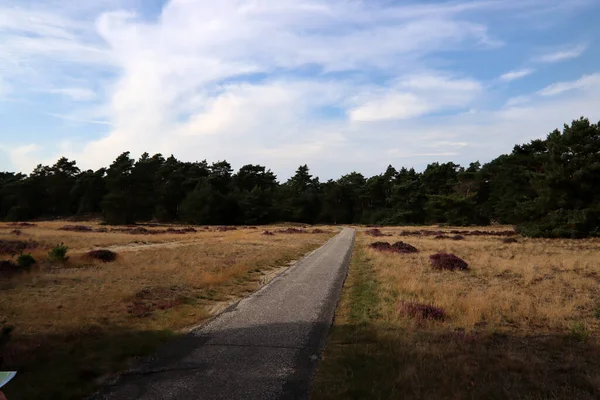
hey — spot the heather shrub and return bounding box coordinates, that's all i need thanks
[59,225,94,232]
[87,249,117,263]
[0,260,18,275]
[49,243,69,262]
[429,253,469,271]
[399,301,446,321]
[390,241,419,253]
[17,252,36,268]
[217,226,238,232]
[0,239,39,256]
[502,237,518,243]
[278,228,306,234]
[369,242,392,251]
[365,228,389,237]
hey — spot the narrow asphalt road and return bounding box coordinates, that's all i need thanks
[93,227,355,400]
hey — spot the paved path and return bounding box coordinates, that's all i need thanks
[93,228,355,400]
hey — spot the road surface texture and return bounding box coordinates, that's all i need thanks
[93,227,355,400]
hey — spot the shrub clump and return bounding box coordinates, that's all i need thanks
[502,237,519,244]
[17,252,36,268]
[278,228,306,234]
[0,260,18,276]
[369,241,392,251]
[391,241,419,253]
[451,235,465,240]
[370,241,419,254]
[365,228,390,237]
[87,249,117,263]
[429,253,469,271]
[59,225,94,232]
[165,227,197,234]
[262,230,275,236]
[0,239,39,255]
[48,243,69,262]
[399,301,446,321]
[10,229,21,236]
[8,222,36,227]
[434,235,449,240]
[217,226,238,232]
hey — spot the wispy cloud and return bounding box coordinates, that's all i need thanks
[537,44,587,63]
[500,68,534,81]
[45,88,97,101]
[538,73,600,96]
[47,112,112,126]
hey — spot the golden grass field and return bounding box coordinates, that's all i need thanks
[314,226,600,399]
[0,221,336,400]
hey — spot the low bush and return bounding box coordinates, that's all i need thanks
[390,241,419,253]
[502,237,519,243]
[370,241,419,254]
[10,229,21,236]
[17,253,36,268]
[451,235,465,240]
[278,228,306,234]
[59,225,94,232]
[365,228,390,237]
[48,243,69,262]
[262,230,275,236]
[399,301,446,321]
[0,260,18,276]
[86,249,117,263]
[369,241,392,251]
[217,226,238,232]
[0,239,39,255]
[429,253,469,271]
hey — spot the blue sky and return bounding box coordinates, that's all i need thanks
[1,0,599,179]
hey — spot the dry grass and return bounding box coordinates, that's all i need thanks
[369,226,600,333]
[0,221,336,399]
[314,226,600,399]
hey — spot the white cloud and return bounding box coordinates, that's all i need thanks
[6,144,41,173]
[349,73,482,121]
[46,87,97,101]
[1,0,599,178]
[537,74,600,97]
[500,68,534,81]
[537,44,587,63]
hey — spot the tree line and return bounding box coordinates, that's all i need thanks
[1,117,599,238]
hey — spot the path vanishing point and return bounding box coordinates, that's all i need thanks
[93,227,356,400]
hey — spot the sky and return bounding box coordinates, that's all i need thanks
[1,0,599,180]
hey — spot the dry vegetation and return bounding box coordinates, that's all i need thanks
[0,221,335,400]
[314,226,600,399]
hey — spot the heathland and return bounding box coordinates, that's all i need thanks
[0,221,335,399]
[314,226,600,399]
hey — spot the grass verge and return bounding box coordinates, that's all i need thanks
[313,229,600,399]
